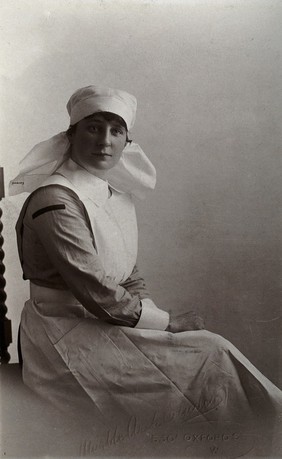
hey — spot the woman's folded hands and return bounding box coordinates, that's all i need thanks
[166,311,205,333]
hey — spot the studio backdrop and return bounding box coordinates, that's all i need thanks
[1,0,281,387]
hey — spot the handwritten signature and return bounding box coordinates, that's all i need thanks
[80,393,225,455]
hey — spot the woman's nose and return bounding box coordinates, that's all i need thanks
[99,128,111,146]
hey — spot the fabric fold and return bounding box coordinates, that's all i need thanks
[9,135,156,199]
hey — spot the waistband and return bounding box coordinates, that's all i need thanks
[30,282,80,304]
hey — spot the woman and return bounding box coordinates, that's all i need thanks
[10,85,282,456]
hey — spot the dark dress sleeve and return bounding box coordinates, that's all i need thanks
[18,185,142,327]
[120,264,152,300]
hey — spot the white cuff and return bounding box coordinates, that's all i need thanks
[135,298,170,330]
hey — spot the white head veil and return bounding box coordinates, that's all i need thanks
[9,85,156,199]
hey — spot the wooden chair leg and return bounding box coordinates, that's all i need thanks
[17,325,23,367]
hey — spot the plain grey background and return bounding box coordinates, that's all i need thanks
[1,0,281,393]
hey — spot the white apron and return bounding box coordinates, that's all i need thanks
[20,174,282,457]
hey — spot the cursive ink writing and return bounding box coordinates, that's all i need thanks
[80,393,225,455]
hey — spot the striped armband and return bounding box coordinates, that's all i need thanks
[32,204,66,219]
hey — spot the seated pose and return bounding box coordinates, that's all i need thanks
[10,85,282,456]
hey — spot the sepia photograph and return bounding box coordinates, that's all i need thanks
[0,0,281,457]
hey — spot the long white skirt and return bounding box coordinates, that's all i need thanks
[20,299,282,457]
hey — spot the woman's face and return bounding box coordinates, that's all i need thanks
[68,113,127,177]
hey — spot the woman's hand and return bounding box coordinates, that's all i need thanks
[166,311,205,333]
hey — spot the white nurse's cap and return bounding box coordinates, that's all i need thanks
[67,85,137,130]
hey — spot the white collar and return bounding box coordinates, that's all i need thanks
[55,158,110,207]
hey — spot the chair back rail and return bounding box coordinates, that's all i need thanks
[0,167,12,363]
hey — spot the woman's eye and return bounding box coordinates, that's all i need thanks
[111,128,124,136]
[87,125,99,133]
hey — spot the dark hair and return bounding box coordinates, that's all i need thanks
[67,111,132,143]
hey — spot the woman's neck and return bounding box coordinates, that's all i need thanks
[70,157,109,181]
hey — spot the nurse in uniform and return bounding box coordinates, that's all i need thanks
[10,85,282,456]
